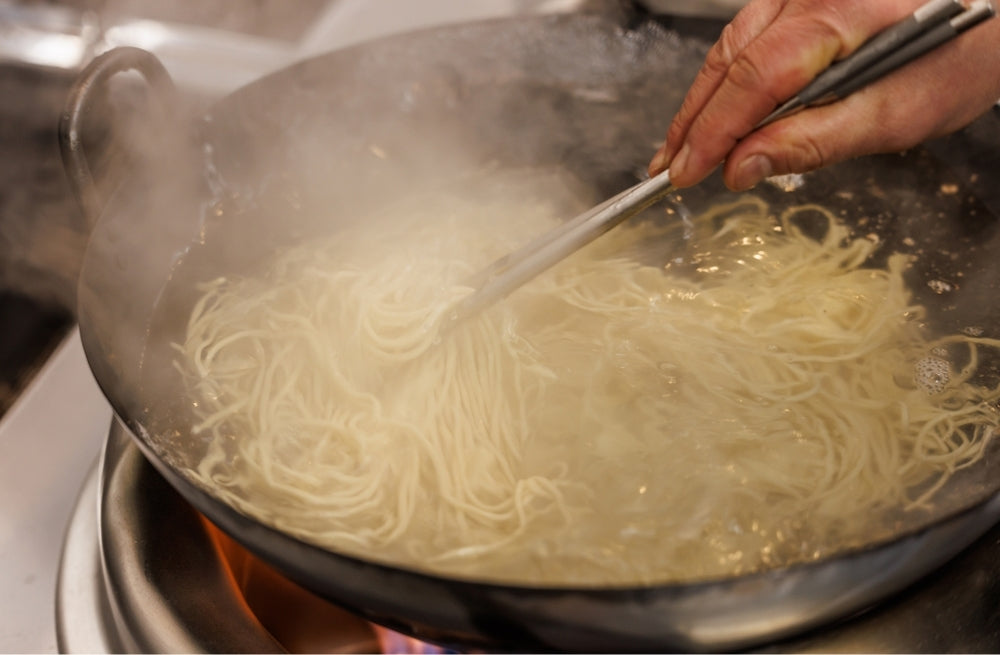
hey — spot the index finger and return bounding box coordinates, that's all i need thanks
[648,0,785,175]
[650,0,925,187]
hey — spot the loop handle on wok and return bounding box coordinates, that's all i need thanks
[58,46,178,227]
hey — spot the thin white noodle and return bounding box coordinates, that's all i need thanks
[172,193,1000,585]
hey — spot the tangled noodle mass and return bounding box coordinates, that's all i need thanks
[172,193,1000,585]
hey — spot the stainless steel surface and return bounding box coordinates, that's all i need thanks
[0,2,99,70]
[0,0,595,96]
[639,0,747,17]
[55,459,117,654]
[450,170,676,327]
[97,421,286,654]
[0,330,110,653]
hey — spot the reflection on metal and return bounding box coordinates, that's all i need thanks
[0,0,593,95]
[101,19,298,96]
[0,3,99,69]
[55,460,119,654]
[638,0,748,17]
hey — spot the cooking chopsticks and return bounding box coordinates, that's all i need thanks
[443,0,996,330]
[759,0,995,126]
[446,170,678,327]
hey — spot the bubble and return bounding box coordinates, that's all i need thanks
[765,173,806,192]
[657,361,679,386]
[927,279,953,294]
[914,356,951,395]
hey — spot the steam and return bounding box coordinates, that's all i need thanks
[3,0,600,311]
[74,3,711,451]
[94,0,593,97]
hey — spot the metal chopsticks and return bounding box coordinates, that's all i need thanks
[445,170,678,328]
[443,0,996,330]
[759,0,995,126]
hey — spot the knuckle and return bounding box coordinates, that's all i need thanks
[783,0,853,42]
[670,94,700,130]
[713,22,744,71]
[791,133,828,171]
[857,90,931,153]
[726,52,772,98]
[700,20,750,84]
[665,117,687,149]
[776,131,829,174]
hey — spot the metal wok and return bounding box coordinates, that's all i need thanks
[61,9,1000,652]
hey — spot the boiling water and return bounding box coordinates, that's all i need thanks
[142,178,1000,586]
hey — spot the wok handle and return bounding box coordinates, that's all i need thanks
[58,46,178,227]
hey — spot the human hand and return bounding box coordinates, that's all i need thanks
[648,0,1000,190]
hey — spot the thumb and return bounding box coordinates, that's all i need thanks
[721,89,911,191]
[721,24,1000,192]
[721,100,974,192]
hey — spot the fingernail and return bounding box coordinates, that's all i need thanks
[668,143,691,182]
[648,145,669,176]
[733,154,772,190]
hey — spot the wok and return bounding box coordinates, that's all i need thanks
[60,8,1000,652]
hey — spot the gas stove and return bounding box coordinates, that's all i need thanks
[1,0,999,652]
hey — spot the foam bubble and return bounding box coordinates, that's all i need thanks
[914,356,951,395]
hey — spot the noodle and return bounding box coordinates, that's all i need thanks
[171,192,1000,585]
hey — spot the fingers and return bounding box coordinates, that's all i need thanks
[649,0,925,187]
[720,15,1000,190]
[648,0,786,175]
